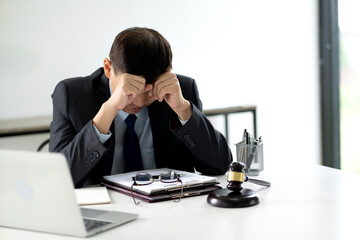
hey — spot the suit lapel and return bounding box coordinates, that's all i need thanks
[95,71,111,109]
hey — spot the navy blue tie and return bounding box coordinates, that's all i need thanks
[124,114,143,172]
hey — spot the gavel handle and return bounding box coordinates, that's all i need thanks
[246,177,271,187]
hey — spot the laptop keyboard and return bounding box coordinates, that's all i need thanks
[83,218,112,232]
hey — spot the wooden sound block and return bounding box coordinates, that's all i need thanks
[207,188,259,208]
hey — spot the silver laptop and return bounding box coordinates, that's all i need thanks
[0,149,138,237]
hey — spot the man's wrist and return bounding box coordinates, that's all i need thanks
[104,100,121,116]
[176,100,192,121]
[92,123,112,144]
[93,101,118,134]
[105,98,123,115]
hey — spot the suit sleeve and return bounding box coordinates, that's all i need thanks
[49,81,109,187]
[172,78,233,175]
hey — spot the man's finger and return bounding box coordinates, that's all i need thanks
[154,81,173,100]
[123,75,146,93]
[143,83,153,92]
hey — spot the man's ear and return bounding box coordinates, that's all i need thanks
[103,58,112,78]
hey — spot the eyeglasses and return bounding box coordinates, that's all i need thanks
[131,170,183,205]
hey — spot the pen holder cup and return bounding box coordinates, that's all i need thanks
[235,142,264,176]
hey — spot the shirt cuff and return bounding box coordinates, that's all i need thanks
[178,117,188,126]
[92,124,112,144]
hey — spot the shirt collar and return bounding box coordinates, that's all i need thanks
[117,107,147,123]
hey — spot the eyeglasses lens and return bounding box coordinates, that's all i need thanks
[132,170,183,204]
[135,171,153,185]
[160,170,178,183]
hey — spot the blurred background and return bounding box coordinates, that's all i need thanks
[339,0,360,174]
[0,0,357,174]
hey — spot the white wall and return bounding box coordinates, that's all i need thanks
[0,0,321,165]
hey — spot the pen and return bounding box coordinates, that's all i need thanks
[242,129,249,168]
[243,129,249,144]
[248,140,257,170]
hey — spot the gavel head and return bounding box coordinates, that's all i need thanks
[227,161,246,192]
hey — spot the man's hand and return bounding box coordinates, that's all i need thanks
[108,73,151,112]
[93,73,151,134]
[153,71,192,121]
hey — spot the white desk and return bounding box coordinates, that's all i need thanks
[1,164,360,240]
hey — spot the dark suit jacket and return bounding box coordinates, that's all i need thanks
[50,68,232,188]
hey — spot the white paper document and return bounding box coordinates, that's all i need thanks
[103,168,218,195]
[75,186,111,205]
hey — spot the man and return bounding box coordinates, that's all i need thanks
[50,27,232,188]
